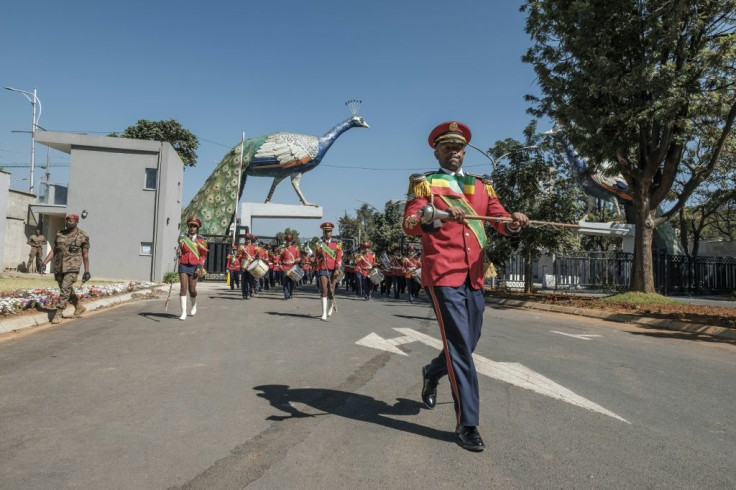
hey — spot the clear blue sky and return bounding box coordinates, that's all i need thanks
[1,0,543,239]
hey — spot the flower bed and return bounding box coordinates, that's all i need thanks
[0,281,157,315]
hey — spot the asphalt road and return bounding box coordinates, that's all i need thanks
[1,281,734,489]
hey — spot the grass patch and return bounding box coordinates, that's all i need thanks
[0,274,118,292]
[597,291,680,305]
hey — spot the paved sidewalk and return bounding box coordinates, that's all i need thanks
[0,285,170,335]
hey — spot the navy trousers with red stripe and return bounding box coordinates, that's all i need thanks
[425,277,485,427]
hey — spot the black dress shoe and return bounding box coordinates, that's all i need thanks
[421,366,438,409]
[455,425,485,452]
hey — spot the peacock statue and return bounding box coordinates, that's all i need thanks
[181,101,369,236]
[547,126,684,254]
[546,126,632,220]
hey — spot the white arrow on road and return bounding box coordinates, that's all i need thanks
[551,331,602,341]
[357,328,629,423]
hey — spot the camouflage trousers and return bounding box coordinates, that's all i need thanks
[55,272,80,310]
[27,247,43,271]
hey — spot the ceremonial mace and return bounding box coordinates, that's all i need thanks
[418,204,582,230]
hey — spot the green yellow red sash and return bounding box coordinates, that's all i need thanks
[318,240,337,260]
[180,236,200,260]
[427,174,487,249]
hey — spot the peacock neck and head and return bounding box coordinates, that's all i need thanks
[318,117,369,156]
[547,125,587,179]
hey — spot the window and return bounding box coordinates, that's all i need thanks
[140,242,153,256]
[144,168,158,190]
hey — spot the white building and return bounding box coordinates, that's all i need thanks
[2,132,183,282]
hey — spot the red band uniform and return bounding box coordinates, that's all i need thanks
[402,121,526,452]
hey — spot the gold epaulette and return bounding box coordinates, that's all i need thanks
[467,172,497,199]
[407,172,433,199]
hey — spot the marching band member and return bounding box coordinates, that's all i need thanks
[403,121,528,452]
[177,217,208,320]
[315,222,343,320]
[402,246,421,302]
[279,234,301,299]
[257,243,269,291]
[390,247,404,299]
[238,233,259,300]
[354,242,376,301]
[226,245,241,290]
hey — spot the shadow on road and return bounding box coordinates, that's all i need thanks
[138,312,180,322]
[265,312,319,320]
[254,384,453,443]
[627,330,736,345]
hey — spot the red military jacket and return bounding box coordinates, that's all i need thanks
[238,244,259,270]
[315,239,343,271]
[402,171,513,289]
[402,256,421,279]
[178,234,208,267]
[301,255,313,271]
[226,251,241,271]
[355,252,376,277]
[279,246,301,270]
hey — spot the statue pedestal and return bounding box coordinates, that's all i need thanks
[238,202,323,235]
[571,222,635,252]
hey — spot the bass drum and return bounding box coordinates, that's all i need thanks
[286,265,305,282]
[412,267,422,285]
[367,267,385,286]
[247,259,269,279]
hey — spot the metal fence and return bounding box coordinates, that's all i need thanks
[496,251,736,295]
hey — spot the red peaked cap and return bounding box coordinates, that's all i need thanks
[65,213,80,221]
[359,242,371,248]
[320,222,334,231]
[428,121,472,148]
[186,216,202,228]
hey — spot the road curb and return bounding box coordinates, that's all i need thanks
[486,297,736,341]
[0,285,170,335]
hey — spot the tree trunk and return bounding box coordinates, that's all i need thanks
[524,252,534,293]
[678,208,689,256]
[630,192,656,292]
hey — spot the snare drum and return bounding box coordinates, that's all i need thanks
[412,267,422,284]
[247,259,269,279]
[367,267,385,286]
[286,265,305,282]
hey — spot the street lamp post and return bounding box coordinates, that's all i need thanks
[4,86,42,194]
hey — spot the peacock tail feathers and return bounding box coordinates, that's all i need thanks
[181,135,268,236]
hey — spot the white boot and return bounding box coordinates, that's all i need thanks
[327,299,335,317]
[190,296,197,316]
[320,297,328,321]
[179,296,187,320]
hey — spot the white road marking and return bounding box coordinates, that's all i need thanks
[551,331,602,340]
[356,328,629,423]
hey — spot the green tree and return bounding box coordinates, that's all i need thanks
[487,122,583,292]
[369,201,405,255]
[522,1,736,291]
[274,228,301,246]
[110,119,199,167]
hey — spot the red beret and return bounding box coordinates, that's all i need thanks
[428,121,472,148]
[359,242,370,248]
[244,233,255,240]
[186,216,202,228]
[320,222,334,231]
[65,213,79,221]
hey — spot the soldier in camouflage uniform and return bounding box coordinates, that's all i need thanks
[41,213,91,324]
[26,228,47,273]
